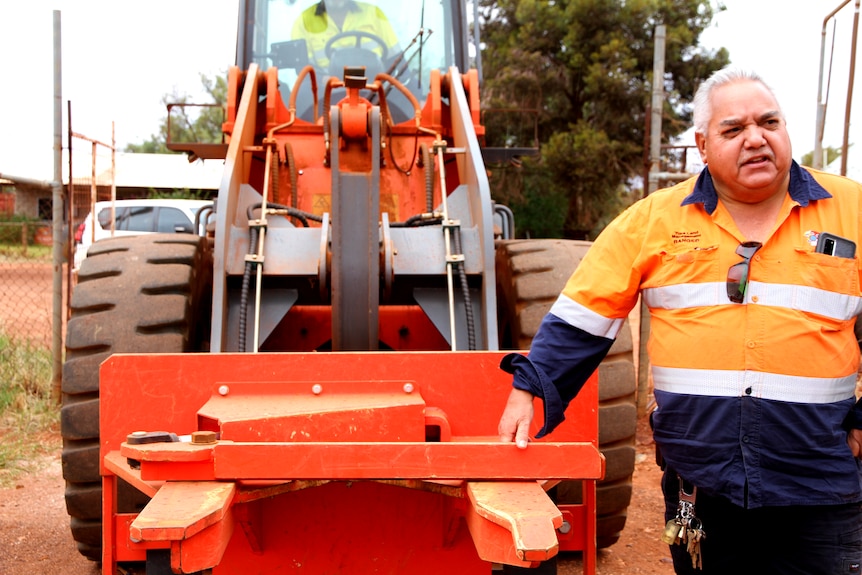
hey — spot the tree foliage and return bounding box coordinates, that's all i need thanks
[801,145,844,169]
[479,0,730,239]
[125,73,228,154]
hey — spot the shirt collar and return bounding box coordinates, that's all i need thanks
[680,160,832,214]
[316,1,359,16]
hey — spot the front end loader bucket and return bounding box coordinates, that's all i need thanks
[98,351,603,574]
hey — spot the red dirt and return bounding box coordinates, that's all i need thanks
[0,416,674,575]
[0,262,674,574]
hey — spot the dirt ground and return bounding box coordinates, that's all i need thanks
[0,263,674,574]
[0,416,674,575]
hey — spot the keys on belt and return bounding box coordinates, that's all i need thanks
[660,475,706,570]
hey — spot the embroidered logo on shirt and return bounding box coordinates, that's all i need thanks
[672,231,702,245]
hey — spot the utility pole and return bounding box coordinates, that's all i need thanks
[814,0,859,174]
[647,25,666,196]
[638,24,666,418]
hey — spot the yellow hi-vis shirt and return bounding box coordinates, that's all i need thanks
[506,161,862,508]
[291,1,400,69]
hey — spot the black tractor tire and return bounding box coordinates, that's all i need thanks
[495,238,638,550]
[61,234,212,560]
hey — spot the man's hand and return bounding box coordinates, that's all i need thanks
[849,428,862,458]
[498,388,535,449]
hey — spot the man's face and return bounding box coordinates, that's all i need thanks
[695,80,792,203]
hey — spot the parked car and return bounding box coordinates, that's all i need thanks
[73,198,213,271]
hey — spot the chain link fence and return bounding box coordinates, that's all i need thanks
[0,222,55,349]
[0,131,113,351]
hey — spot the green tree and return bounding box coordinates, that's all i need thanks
[801,146,843,169]
[479,0,729,239]
[125,73,228,154]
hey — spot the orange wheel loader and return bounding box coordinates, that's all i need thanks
[60,1,638,573]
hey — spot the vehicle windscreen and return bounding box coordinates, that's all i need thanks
[247,0,457,109]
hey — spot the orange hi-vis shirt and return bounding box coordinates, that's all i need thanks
[504,161,862,508]
[571,165,862,386]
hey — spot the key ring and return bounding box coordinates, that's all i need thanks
[686,516,702,531]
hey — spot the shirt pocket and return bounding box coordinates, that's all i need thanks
[648,245,720,288]
[794,248,860,296]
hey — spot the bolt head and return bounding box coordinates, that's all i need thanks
[191,431,218,444]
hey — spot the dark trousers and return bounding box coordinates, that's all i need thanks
[662,470,862,574]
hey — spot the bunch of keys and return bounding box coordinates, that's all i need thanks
[660,479,706,569]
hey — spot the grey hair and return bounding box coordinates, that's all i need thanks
[692,68,781,135]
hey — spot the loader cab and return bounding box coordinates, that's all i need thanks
[236,0,475,122]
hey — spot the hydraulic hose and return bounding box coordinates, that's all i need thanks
[389,213,442,227]
[289,66,319,124]
[238,225,260,353]
[452,227,476,350]
[373,73,423,175]
[238,203,325,352]
[420,142,434,212]
[246,202,322,228]
[271,156,281,205]
[285,143,298,208]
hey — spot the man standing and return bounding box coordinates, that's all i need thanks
[497,67,862,574]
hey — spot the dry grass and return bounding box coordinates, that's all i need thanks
[0,332,58,487]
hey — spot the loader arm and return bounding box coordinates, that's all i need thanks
[208,64,498,354]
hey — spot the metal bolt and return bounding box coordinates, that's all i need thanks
[131,431,147,438]
[312,384,323,395]
[558,520,572,535]
[191,431,218,444]
[218,385,230,396]
[403,383,414,394]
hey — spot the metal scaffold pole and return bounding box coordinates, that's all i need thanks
[52,10,64,401]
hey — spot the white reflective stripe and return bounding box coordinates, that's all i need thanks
[642,282,724,309]
[549,294,624,339]
[642,281,862,320]
[652,366,856,403]
[746,281,862,320]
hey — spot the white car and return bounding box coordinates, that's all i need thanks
[73,198,213,271]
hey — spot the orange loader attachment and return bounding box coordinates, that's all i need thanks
[99,351,603,574]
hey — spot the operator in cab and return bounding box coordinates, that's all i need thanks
[291,0,401,73]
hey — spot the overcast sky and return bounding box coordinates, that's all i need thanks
[0,0,239,181]
[0,0,860,181]
[684,0,862,173]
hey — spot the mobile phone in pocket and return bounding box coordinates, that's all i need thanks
[816,232,857,259]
